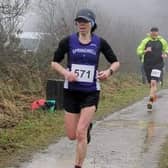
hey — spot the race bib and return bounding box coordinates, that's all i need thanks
[71,64,95,82]
[151,69,161,78]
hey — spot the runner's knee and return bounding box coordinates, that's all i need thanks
[151,80,157,87]
[67,132,76,140]
[76,127,87,142]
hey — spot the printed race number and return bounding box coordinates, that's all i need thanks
[151,69,161,78]
[71,64,95,82]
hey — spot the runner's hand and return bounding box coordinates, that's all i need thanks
[64,71,77,82]
[97,69,111,80]
[144,47,152,53]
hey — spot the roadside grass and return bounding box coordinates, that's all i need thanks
[0,111,65,168]
[0,73,149,168]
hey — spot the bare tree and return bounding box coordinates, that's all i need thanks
[0,0,30,66]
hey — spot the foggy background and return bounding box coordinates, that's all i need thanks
[1,1,168,165]
[22,0,168,73]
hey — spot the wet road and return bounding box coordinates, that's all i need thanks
[17,89,168,168]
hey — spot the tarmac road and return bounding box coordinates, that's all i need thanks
[16,89,168,168]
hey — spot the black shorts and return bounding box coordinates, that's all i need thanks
[63,89,100,113]
[144,66,163,83]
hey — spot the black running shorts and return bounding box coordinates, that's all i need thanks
[144,66,163,83]
[63,89,100,113]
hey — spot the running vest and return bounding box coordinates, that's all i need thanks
[64,33,101,91]
[144,40,164,68]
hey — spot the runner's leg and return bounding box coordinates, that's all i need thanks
[75,105,95,167]
[64,112,79,140]
[150,79,157,99]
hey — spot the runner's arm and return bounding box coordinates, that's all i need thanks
[97,38,120,80]
[160,38,168,55]
[51,36,77,81]
[136,38,150,57]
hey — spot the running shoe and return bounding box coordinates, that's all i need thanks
[87,123,93,144]
[147,95,158,112]
[147,102,152,111]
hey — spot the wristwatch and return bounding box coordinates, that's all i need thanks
[109,68,114,75]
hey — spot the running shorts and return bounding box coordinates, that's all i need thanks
[144,66,162,83]
[63,89,100,113]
